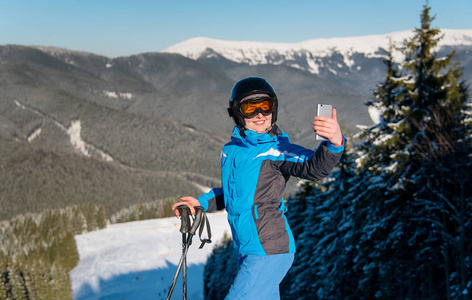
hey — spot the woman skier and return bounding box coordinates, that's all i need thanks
[172,76,344,299]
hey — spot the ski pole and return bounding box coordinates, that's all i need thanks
[178,205,190,300]
[182,230,187,300]
[166,206,204,300]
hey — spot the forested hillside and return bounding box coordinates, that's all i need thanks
[0,41,368,221]
[0,53,225,220]
[0,204,107,299]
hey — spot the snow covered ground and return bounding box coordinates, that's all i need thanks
[70,211,232,300]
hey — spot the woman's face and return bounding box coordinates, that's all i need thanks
[244,113,272,133]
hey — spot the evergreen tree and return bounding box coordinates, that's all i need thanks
[8,262,27,300]
[278,5,471,300]
[282,140,358,299]
[0,257,12,300]
[204,234,237,300]
[84,204,98,232]
[20,259,35,300]
[50,263,73,300]
[343,5,471,299]
[68,206,87,235]
[57,231,79,271]
[32,258,51,300]
[96,204,108,229]
[345,39,414,300]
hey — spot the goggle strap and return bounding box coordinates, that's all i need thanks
[227,107,235,117]
[240,93,271,102]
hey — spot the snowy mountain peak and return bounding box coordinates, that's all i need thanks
[162,29,472,74]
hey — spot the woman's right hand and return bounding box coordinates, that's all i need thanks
[172,196,201,217]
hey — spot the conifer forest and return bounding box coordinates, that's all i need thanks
[0,199,175,299]
[205,6,471,300]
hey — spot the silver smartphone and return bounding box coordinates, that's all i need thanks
[315,103,333,141]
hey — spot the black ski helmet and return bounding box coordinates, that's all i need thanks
[227,77,278,128]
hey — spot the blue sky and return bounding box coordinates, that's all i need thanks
[1,0,471,58]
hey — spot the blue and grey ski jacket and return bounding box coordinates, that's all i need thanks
[197,125,344,256]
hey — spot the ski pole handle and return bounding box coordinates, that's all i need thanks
[189,206,204,235]
[177,205,191,234]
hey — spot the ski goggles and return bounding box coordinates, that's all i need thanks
[239,98,275,118]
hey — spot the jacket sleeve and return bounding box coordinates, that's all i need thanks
[276,137,344,182]
[196,187,225,212]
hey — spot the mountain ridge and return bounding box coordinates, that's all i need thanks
[162,29,472,72]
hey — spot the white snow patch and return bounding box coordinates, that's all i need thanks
[27,128,42,143]
[328,67,338,75]
[120,92,133,99]
[14,99,26,109]
[343,55,355,69]
[373,133,394,146]
[306,58,319,74]
[103,90,133,100]
[65,58,76,66]
[70,211,231,300]
[384,161,399,173]
[67,120,113,161]
[68,120,91,157]
[368,106,382,124]
[104,91,119,98]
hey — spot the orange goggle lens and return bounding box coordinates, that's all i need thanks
[239,99,274,117]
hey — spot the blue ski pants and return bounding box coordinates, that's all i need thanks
[225,253,294,300]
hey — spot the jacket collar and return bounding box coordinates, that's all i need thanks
[231,125,283,146]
